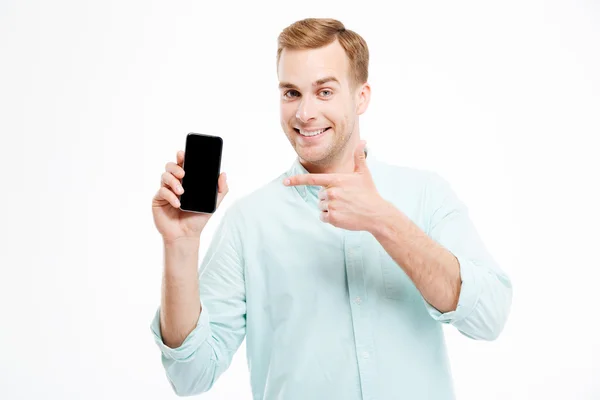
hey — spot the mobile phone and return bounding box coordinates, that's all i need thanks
[179,132,223,214]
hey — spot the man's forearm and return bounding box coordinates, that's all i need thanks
[160,237,202,349]
[370,202,461,313]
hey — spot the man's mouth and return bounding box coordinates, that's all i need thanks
[294,127,331,137]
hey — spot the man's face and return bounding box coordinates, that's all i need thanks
[278,40,368,167]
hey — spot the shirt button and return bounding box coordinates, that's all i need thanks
[362,351,370,359]
[355,296,362,305]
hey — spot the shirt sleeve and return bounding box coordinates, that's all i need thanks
[421,171,513,341]
[149,203,247,396]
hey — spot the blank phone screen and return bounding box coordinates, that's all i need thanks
[179,133,223,214]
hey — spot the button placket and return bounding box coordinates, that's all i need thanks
[344,230,378,400]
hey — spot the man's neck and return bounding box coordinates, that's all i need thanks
[299,149,367,175]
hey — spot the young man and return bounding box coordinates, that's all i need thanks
[150,18,512,400]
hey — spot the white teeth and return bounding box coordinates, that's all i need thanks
[299,128,327,137]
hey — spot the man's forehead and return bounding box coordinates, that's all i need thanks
[278,44,350,87]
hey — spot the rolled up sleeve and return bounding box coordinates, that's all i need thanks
[150,301,211,362]
[423,171,513,341]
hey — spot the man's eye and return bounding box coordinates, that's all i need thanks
[284,90,299,98]
[320,90,332,97]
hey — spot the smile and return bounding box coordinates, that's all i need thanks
[294,127,331,137]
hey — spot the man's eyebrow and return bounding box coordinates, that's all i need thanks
[278,76,341,90]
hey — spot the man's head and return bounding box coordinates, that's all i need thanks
[277,18,371,173]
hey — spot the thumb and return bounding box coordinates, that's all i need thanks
[354,140,367,173]
[216,172,229,206]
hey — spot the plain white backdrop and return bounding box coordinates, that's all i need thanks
[1,0,599,399]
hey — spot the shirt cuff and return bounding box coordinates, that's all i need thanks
[150,303,211,362]
[423,253,482,324]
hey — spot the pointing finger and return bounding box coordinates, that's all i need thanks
[284,173,338,187]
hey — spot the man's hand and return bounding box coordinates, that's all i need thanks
[283,140,392,232]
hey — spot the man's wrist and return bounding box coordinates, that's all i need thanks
[163,235,201,248]
[369,200,408,239]
[163,236,201,265]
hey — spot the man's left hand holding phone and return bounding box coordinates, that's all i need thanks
[150,132,228,350]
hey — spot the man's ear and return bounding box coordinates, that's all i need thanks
[356,82,371,116]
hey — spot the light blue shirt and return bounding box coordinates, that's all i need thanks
[150,148,513,400]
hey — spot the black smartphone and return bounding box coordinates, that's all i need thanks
[179,132,223,214]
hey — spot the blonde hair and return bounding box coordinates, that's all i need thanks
[276,18,369,89]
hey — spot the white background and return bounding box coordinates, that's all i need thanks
[1,1,599,399]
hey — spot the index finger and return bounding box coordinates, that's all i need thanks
[177,150,184,167]
[284,173,337,187]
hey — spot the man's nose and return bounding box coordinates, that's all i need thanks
[295,97,317,123]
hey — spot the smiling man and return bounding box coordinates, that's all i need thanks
[150,18,513,400]
[277,31,367,175]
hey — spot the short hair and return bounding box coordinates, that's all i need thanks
[276,18,369,89]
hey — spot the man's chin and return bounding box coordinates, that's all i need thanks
[297,148,333,165]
